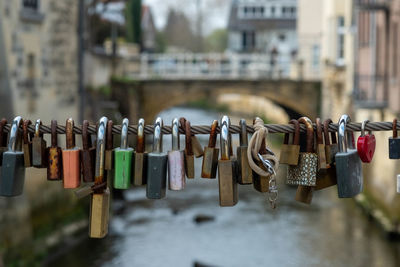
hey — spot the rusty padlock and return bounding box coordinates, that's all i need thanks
[81,120,96,183]
[22,119,33,167]
[32,119,47,168]
[168,118,185,190]
[47,120,63,181]
[316,118,327,170]
[201,120,219,178]
[62,118,81,189]
[237,119,253,184]
[279,119,300,165]
[181,118,195,179]
[133,118,147,186]
[0,119,8,166]
[104,120,114,171]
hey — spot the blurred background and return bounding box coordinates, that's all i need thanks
[1,0,400,266]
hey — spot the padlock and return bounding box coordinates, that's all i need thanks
[0,118,8,166]
[47,120,63,181]
[32,119,47,168]
[323,119,338,165]
[279,119,300,165]
[22,119,33,167]
[89,116,110,238]
[397,174,400,194]
[181,118,195,178]
[316,118,327,170]
[133,118,147,186]
[201,120,219,179]
[357,120,376,163]
[295,186,313,204]
[287,117,318,186]
[253,138,271,193]
[146,117,167,199]
[62,118,81,189]
[389,118,400,159]
[114,118,133,189]
[168,118,185,190]
[81,120,95,183]
[104,120,114,170]
[218,115,238,207]
[335,114,363,198]
[191,135,204,158]
[236,119,252,184]
[314,120,337,191]
[0,116,25,197]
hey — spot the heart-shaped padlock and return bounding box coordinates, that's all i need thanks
[357,120,376,163]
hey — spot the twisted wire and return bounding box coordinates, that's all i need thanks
[2,121,397,135]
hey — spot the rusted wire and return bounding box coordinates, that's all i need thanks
[1,121,397,135]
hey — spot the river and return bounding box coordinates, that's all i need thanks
[46,107,400,267]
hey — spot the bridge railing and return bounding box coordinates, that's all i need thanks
[124,53,294,80]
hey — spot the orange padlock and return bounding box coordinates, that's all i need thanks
[62,118,81,188]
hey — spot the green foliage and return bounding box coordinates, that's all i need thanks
[125,0,142,44]
[204,29,228,52]
[184,98,229,113]
[155,31,167,53]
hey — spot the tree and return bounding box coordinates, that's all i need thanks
[204,29,228,52]
[163,9,196,52]
[125,0,141,44]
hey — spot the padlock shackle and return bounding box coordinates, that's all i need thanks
[34,119,43,138]
[8,116,23,152]
[23,119,31,145]
[82,120,92,150]
[65,118,75,149]
[171,118,180,151]
[106,120,113,150]
[51,120,58,147]
[120,118,129,149]
[136,118,145,153]
[298,117,314,153]
[323,119,337,145]
[0,118,7,147]
[338,114,352,153]
[95,116,108,185]
[208,120,218,148]
[361,120,370,137]
[316,118,324,145]
[239,119,248,146]
[153,117,163,153]
[289,119,300,145]
[220,115,230,160]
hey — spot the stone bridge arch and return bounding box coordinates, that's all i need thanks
[111,79,321,122]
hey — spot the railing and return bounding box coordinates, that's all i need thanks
[123,53,294,80]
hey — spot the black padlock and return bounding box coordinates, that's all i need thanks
[0,116,26,197]
[389,118,400,159]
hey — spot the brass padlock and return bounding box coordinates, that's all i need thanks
[316,118,327,170]
[237,119,252,184]
[280,119,300,165]
[181,118,195,179]
[22,119,33,167]
[81,120,96,183]
[62,118,81,189]
[201,120,219,178]
[104,120,114,171]
[191,135,204,158]
[295,186,313,204]
[253,138,270,193]
[168,118,185,190]
[89,116,110,238]
[32,119,47,168]
[133,118,147,186]
[324,119,338,165]
[0,118,8,166]
[47,120,63,181]
[218,115,238,207]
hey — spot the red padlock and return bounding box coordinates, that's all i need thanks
[357,120,376,163]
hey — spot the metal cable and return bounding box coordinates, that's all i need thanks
[2,121,398,135]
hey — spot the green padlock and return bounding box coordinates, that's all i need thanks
[114,118,133,189]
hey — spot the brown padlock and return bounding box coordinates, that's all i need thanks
[201,120,219,178]
[237,119,253,184]
[191,135,204,158]
[81,120,96,183]
[22,119,33,167]
[280,119,300,165]
[62,118,81,188]
[0,119,8,166]
[47,120,63,181]
[316,118,327,170]
[133,118,147,186]
[181,118,195,178]
[315,119,338,191]
[32,119,47,168]
[253,138,270,192]
[104,120,114,171]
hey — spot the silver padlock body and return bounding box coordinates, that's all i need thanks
[0,151,25,196]
[397,175,400,194]
[146,152,167,199]
[287,153,318,186]
[32,137,46,167]
[335,149,363,198]
[168,150,185,190]
[389,137,400,159]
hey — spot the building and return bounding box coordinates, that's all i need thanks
[227,0,298,76]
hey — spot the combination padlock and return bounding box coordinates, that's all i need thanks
[237,119,253,184]
[201,120,219,178]
[357,120,375,163]
[114,118,133,189]
[47,120,63,181]
[133,118,147,186]
[168,118,185,190]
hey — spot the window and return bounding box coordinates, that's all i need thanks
[20,0,44,22]
[242,31,256,51]
[271,6,275,16]
[312,44,320,69]
[337,16,346,66]
[278,34,286,41]
[23,0,39,10]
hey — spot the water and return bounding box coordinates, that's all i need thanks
[47,107,400,267]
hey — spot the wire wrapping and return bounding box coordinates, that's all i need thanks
[1,121,397,135]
